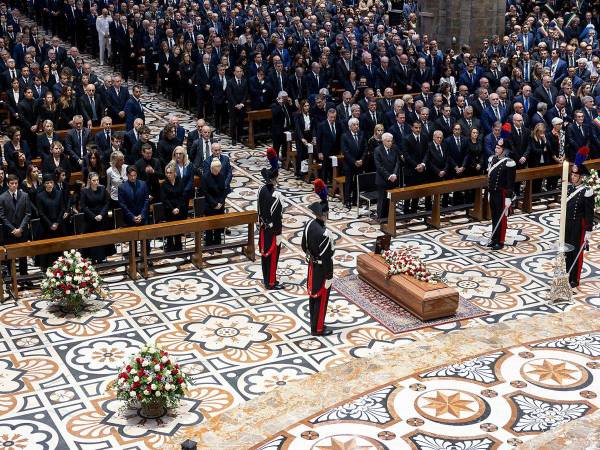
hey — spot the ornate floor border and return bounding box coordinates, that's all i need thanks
[168,308,600,449]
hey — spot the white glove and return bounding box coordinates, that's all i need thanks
[504,198,511,208]
[325,279,333,289]
[276,235,282,245]
[585,232,592,242]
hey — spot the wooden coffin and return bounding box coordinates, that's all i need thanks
[357,253,459,321]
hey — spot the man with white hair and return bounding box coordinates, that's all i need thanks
[271,91,293,160]
[341,117,366,209]
[374,132,401,220]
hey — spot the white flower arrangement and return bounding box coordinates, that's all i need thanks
[381,249,438,284]
[41,250,104,313]
[113,343,189,410]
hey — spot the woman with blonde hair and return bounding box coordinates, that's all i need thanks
[160,161,188,251]
[366,123,384,172]
[527,122,548,193]
[172,145,194,206]
[106,150,127,208]
[202,158,227,246]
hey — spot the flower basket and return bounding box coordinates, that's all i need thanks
[381,249,440,284]
[40,250,104,314]
[112,343,189,415]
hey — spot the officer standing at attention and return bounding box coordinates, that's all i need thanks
[565,161,595,288]
[257,149,284,290]
[302,202,335,336]
[487,138,516,250]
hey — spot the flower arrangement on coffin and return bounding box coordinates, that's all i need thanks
[40,250,104,314]
[112,343,190,418]
[584,168,600,210]
[381,248,439,284]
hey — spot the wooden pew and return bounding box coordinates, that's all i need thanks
[3,210,257,298]
[137,210,257,278]
[382,158,600,237]
[247,109,272,149]
[4,227,140,298]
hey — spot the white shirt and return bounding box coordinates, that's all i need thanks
[303,113,311,130]
[106,164,127,200]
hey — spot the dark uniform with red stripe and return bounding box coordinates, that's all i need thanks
[258,183,283,289]
[565,183,594,287]
[488,155,516,247]
[301,217,335,336]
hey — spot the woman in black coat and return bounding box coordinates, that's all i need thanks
[36,174,65,269]
[527,122,549,193]
[160,161,188,251]
[294,100,316,178]
[201,158,227,246]
[41,141,70,181]
[80,172,112,263]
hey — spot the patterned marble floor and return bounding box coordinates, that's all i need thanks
[253,330,600,450]
[1,27,599,450]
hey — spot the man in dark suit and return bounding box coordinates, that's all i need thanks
[341,117,366,208]
[360,100,383,138]
[374,132,401,219]
[249,69,274,110]
[401,121,430,213]
[481,93,508,134]
[79,83,104,128]
[106,74,129,123]
[533,75,558,107]
[118,165,150,253]
[389,110,410,144]
[458,106,482,135]
[315,109,341,183]
[211,64,229,134]
[123,84,145,131]
[191,125,214,175]
[305,62,328,97]
[434,105,455,139]
[194,53,215,119]
[0,175,31,278]
[123,119,144,164]
[94,116,113,161]
[288,67,306,106]
[445,123,469,204]
[428,130,450,207]
[226,65,248,146]
[566,111,591,161]
[268,61,288,96]
[64,115,91,169]
[270,92,293,159]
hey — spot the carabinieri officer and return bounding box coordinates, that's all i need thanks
[257,164,284,290]
[566,163,595,288]
[302,202,335,336]
[487,140,516,250]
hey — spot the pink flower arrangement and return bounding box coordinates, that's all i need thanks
[113,343,189,409]
[381,248,438,283]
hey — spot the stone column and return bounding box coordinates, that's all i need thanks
[419,0,505,51]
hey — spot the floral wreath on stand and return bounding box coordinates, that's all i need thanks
[381,248,440,284]
[584,168,600,210]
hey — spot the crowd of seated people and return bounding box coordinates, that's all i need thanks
[0,0,598,281]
